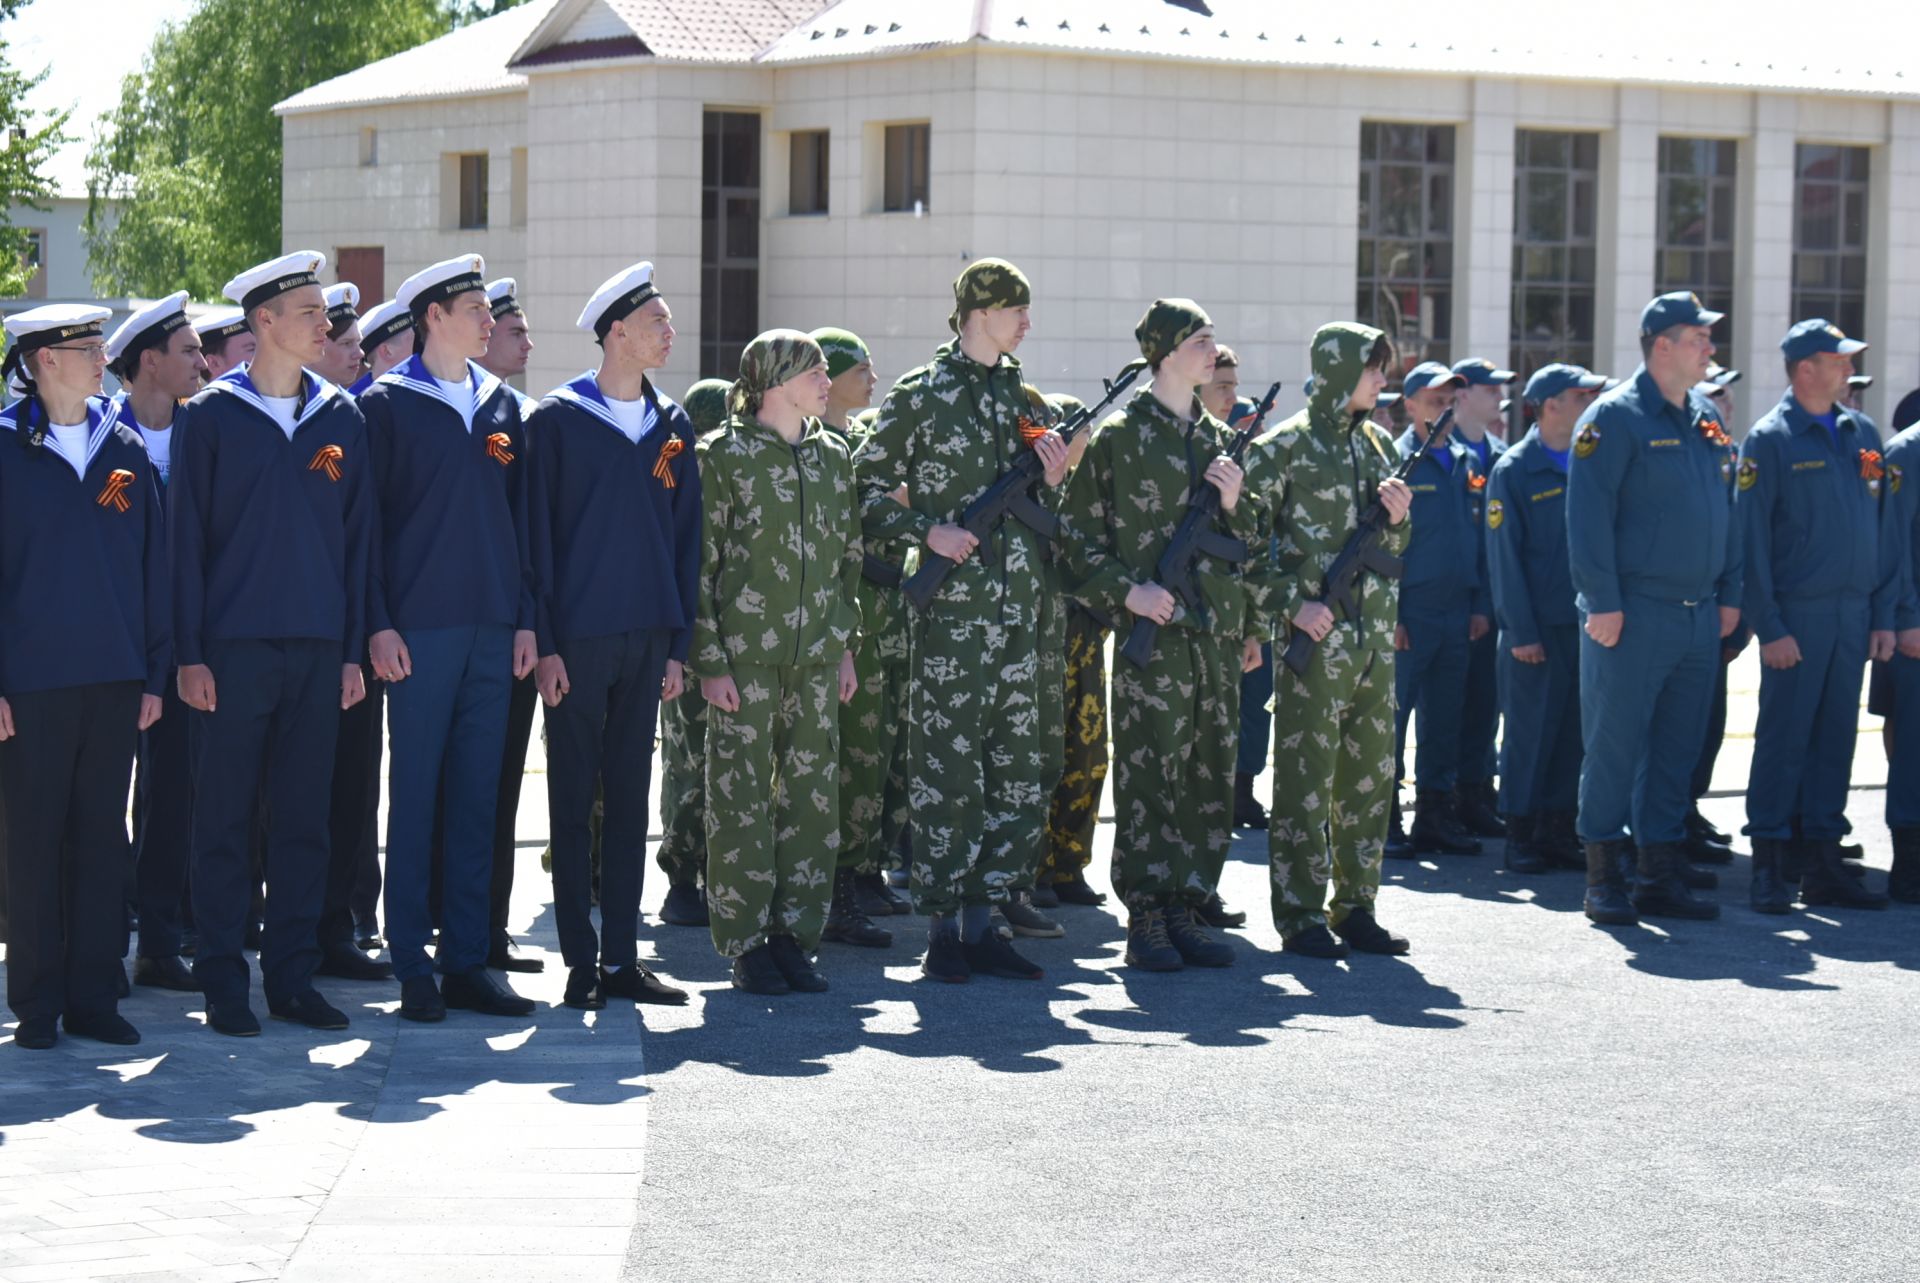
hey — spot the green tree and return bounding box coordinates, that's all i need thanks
[0,0,70,298]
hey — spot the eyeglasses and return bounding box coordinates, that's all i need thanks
[47,343,108,360]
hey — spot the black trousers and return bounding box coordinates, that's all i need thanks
[1,681,141,1021]
[545,628,666,970]
[321,665,383,950]
[132,679,193,958]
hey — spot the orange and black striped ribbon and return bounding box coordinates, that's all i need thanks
[653,436,684,487]
[96,468,135,513]
[308,444,344,482]
[486,433,515,466]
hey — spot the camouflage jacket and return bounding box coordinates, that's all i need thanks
[1243,323,1410,661]
[691,414,862,677]
[852,340,1055,630]
[1063,387,1262,640]
[831,416,910,663]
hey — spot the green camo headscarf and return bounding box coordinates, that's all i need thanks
[948,257,1032,335]
[681,378,732,436]
[808,327,870,380]
[1135,298,1211,368]
[729,329,826,418]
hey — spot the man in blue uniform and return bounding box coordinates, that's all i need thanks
[347,300,411,399]
[1735,319,1894,912]
[1486,364,1606,874]
[1567,292,1742,925]
[106,293,207,993]
[193,308,255,384]
[362,254,538,1022]
[1,304,170,1048]
[1450,357,1515,837]
[1876,418,1920,903]
[1682,366,1747,867]
[1389,361,1485,858]
[313,284,363,390]
[528,261,696,1010]
[172,251,374,1035]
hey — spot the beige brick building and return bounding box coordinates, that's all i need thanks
[276,0,1920,430]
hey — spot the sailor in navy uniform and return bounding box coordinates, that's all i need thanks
[193,307,255,384]
[312,283,364,391]
[172,251,374,1036]
[105,293,207,994]
[361,254,537,1022]
[348,299,412,399]
[0,304,170,1049]
[528,262,697,1010]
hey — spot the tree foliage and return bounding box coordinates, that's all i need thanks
[0,0,70,298]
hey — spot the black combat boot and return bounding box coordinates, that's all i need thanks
[1194,890,1248,929]
[1453,780,1505,837]
[821,867,893,948]
[1684,809,1736,865]
[1411,789,1482,856]
[1166,905,1234,967]
[1384,800,1414,860]
[1233,771,1269,830]
[1799,839,1890,909]
[1582,839,1638,925]
[1502,814,1552,875]
[1124,907,1183,972]
[1748,837,1795,915]
[1543,811,1586,870]
[1631,842,1719,920]
[1889,827,1920,904]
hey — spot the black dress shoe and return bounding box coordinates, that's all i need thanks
[442,968,536,1017]
[269,991,350,1031]
[563,966,605,1010]
[354,920,384,951]
[398,975,446,1023]
[317,944,394,981]
[731,944,791,995]
[207,1000,262,1037]
[765,935,830,992]
[658,883,710,927]
[486,933,546,973]
[1194,891,1247,929]
[960,930,1043,980]
[64,1010,141,1045]
[1281,924,1351,959]
[134,955,201,992]
[14,1015,57,1049]
[1051,873,1107,906]
[1333,909,1410,956]
[601,963,689,1005]
[920,928,970,983]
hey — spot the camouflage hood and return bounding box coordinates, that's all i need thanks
[1305,322,1386,428]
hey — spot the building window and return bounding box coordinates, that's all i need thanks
[789,130,829,216]
[1792,143,1870,348]
[457,153,489,230]
[1356,121,1454,372]
[701,110,761,379]
[1510,130,1599,409]
[882,123,930,214]
[359,127,378,167]
[1655,137,1737,356]
[22,227,46,299]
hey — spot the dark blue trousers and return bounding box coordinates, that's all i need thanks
[545,628,668,970]
[1394,605,1470,792]
[321,664,382,950]
[1883,653,1920,828]
[383,624,511,982]
[1745,599,1868,841]
[1236,642,1273,776]
[189,639,338,1006]
[133,679,192,958]
[1577,598,1716,845]
[1497,624,1582,817]
[1460,630,1500,786]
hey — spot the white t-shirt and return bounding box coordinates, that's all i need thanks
[262,394,300,440]
[605,395,653,444]
[140,424,173,481]
[48,418,90,480]
[436,376,475,431]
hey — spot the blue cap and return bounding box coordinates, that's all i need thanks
[1523,363,1610,406]
[1640,291,1725,337]
[1780,317,1868,362]
[1452,357,1517,386]
[1401,361,1467,398]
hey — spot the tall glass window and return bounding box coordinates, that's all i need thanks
[1655,137,1737,355]
[1357,121,1455,372]
[1792,143,1870,349]
[701,111,761,380]
[1510,130,1599,395]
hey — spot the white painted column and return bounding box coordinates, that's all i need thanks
[1868,101,1920,429]
[1596,88,1659,379]
[1454,78,1516,367]
[1734,95,1796,433]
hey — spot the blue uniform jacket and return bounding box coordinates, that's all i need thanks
[360,355,532,635]
[0,396,170,697]
[526,373,701,663]
[1486,429,1575,649]
[110,392,184,513]
[1394,426,1489,617]
[171,369,373,667]
[1875,425,1920,632]
[1566,367,1741,614]
[1735,392,1896,640]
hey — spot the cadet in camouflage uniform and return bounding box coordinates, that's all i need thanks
[1063,299,1260,971]
[655,377,732,928]
[852,258,1071,983]
[1243,323,1415,959]
[1041,597,1110,904]
[693,333,862,995]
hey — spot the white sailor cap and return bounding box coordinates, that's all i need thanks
[223,250,327,313]
[398,254,486,318]
[324,282,361,328]
[192,306,251,345]
[2,304,113,385]
[577,261,659,341]
[486,278,522,319]
[107,291,193,367]
[358,299,412,352]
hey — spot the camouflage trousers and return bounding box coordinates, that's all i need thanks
[838,642,911,873]
[1268,642,1395,936]
[703,663,840,957]
[656,688,707,889]
[1022,638,1066,888]
[1109,629,1239,909]
[1044,609,1109,882]
[909,615,1045,916]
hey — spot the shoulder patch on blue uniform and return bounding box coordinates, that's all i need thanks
[1737,458,1758,491]
[1486,498,1503,530]
[1573,423,1599,459]
[1891,464,1904,496]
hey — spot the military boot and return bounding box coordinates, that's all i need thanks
[1384,800,1414,860]
[1166,905,1234,967]
[1233,771,1269,830]
[1889,827,1920,904]
[1543,811,1587,870]
[1453,780,1506,837]
[1748,837,1795,915]
[1502,814,1552,874]
[1582,839,1638,925]
[1411,789,1482,856]
[1124,907,1183,972]
[821,867,893,947]
[1798,839,1890,910]
[1631,842,1720,920]
[1684,810,1736,865]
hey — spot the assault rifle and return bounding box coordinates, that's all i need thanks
[1117,380,1283,669]
[860,552,903,589]
[901,358,1149,614]
[1279,407,1453,677]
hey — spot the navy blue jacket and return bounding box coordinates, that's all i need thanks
[171,369,373,666]
[1486,428,1575,649]
[1882,425,1920,631]
[1567,367,1742,614]
[0,396,170,697]
[1735,393,1896,639]
[526,373,701,662]
[1395,426,1489,617]
[360,355,532,635]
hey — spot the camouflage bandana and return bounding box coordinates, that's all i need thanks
[681,377,732,436]
[808,327,870,380]
[729,329,826,417]
[947,257,1032,334]
[1135,297,1211,367]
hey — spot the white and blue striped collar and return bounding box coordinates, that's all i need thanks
[377,354,504,429]
[213,366,343,432]
[1,394,119,475]
[108,390,186,435]
[545,371,657,440]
